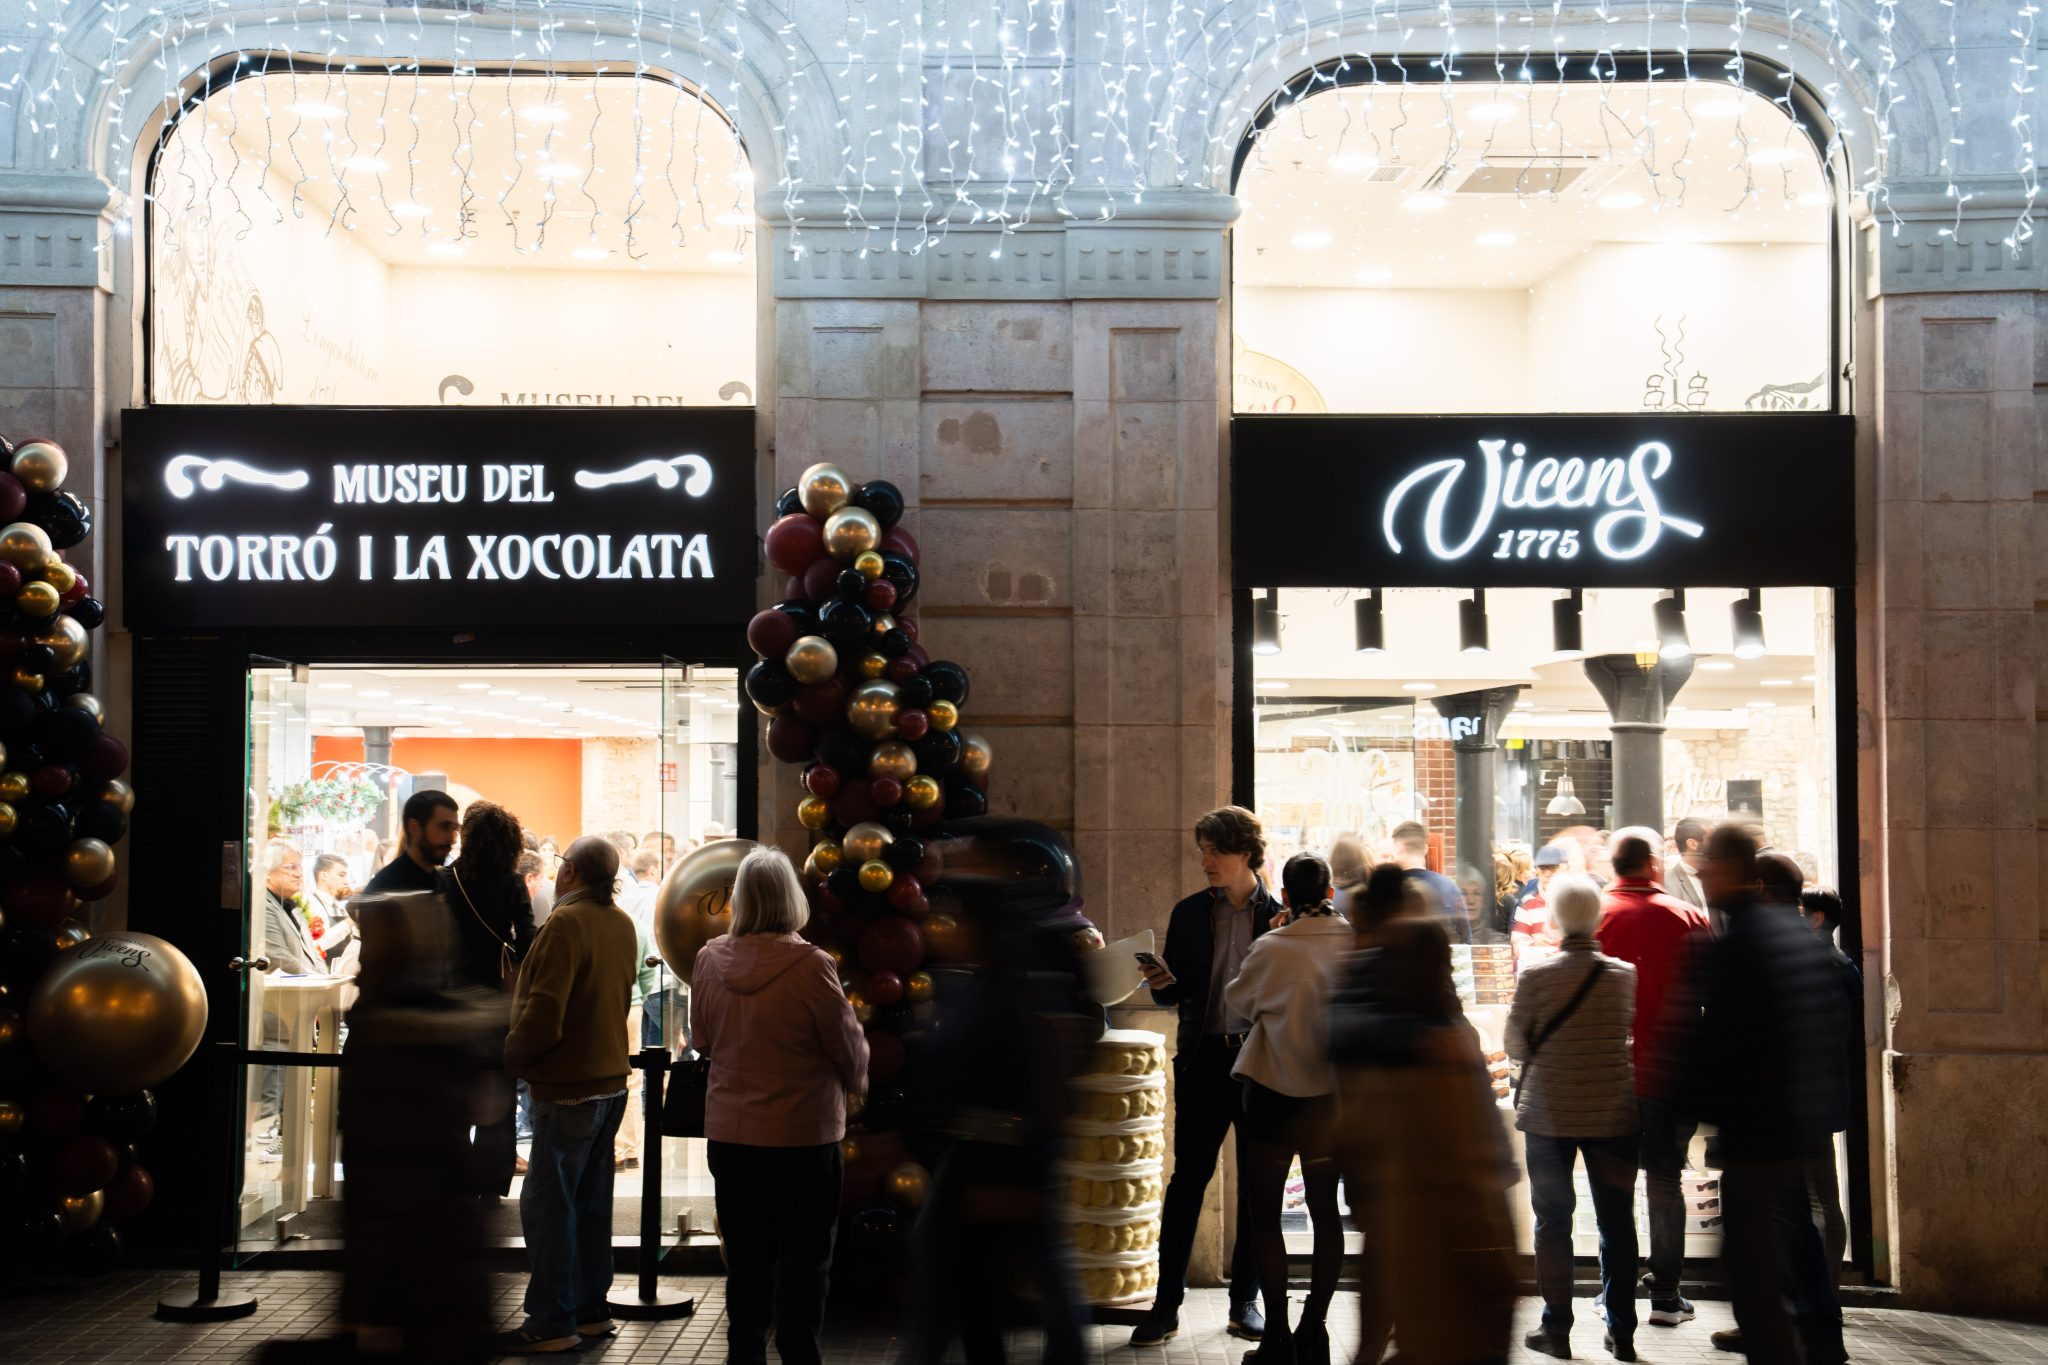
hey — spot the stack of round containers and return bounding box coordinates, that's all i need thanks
[1066,1028,1167,1305]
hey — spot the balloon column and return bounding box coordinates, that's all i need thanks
[752,464,980,1272]
[0,436,161,1279]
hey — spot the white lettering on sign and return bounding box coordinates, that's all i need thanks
[1381,439,1704,563]
[165,455,310,499]
[1412,715,1482,742]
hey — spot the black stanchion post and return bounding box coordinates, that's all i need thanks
[157,1040,260,1321]
[607,1046,693,1320]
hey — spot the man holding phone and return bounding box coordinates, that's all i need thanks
[1129,806,1282,1348]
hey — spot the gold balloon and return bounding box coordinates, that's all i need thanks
[798,796,833,831]
[923,912,965,962]
[64,837,116,887]
[823,505,882,563]
[0,803,15,839]
[0,1100,20,1138]
[859,859,895,894]
[804,839,844,882]
[11,668,41,694]
[843,821,894,866]
[846,1090,866,1120]
[96,779,134,814]
[888,1161,931,1208]
[785,635,840,686]
[904,775,942,811]
[35,614,87,671]
[928,699,959,732]
[869,741,918,783]
[960,733,993,780]
[854,550,886,580]
[11,440,68,494]
[652,838,760,987]
[59,1190,104,1231]
[0,1006,19,1047]
[839,1136,862,1165]
[870,612,897,636]
[846,679,902,740]
[15,581,59,618]
[41,561,77,595]
[0,772,27,802]
[905,970,935,1004]
[845,986,874,1024]
[27,931,209,1096]
[0,521,52,569]
[63,692,102,725]
[54,921,89,949]
[858,652,888,680]
[799,462,855,519]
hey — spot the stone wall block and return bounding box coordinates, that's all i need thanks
[917,507,1070,608]
[1071,508,1113,616]
[976,722,1074,826]
[1988,389,2038,502]
[1102,829,1186,945]
[1919,503,1992,609]
[1918,317,1997,392]
[1877,499,1925,613]
[1072,302,1219,402]
[1109,509,1178,617]
[1175,401,1222,513]
[1925,939,2004,1014]
[1992,827,2038,942]
[1917,611,1993,719]
[1106,724,1181,832]
[1179,612,1220,719]
[919,399,1075,501]
[1106,616,1182,726]
[1919,392,1993,502]
[1110,329,1180,402]
[921,614,1074,720]
[1072,400,1114,509]
[1883,718,1928,832]
[1179,723,1218,830]
[1176,510,1219,619]
[0,307,55,387]
[1072,616,1113,726]
[1885,824,1928,943]
[775,300,920,400]
[1921,719,1996,827]
[1990,608,2035,721]
[1924,827,1997,939]
[1990,502,2034,610]
[1874,387,1921,504]
[1073,724,1111,832]
[1881,609,1925,718]
[1108,400,1180,508]
[1991,719,2037,830]
[920,302,1073,392]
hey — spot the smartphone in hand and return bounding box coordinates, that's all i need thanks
[1135,951,1176,987]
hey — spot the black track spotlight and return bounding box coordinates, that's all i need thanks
[1552,589,1584,653]
[1732,588,1766,659]
[1253,589,1282,656]
[1655,589,1691,660]
[1459,589,1490,654]
[1354,591,1385,653]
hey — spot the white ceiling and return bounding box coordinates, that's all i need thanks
[1235,82,1830,290]
[164,70,756,274]
[294,665,739,739]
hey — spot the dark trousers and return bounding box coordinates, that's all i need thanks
[1525,1132,1639,1343]
[470,1063,520,1197]
[1155,1036,1259,1314]
[1723,1155,1845,1365]
[519,1094,628,1338]
[1637,1098,1697,1298]
[707,1140,842,1365]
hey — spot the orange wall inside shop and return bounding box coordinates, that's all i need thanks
[312,736,584,844]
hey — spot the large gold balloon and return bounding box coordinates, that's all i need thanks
[928,700,959,732]
[823,505,882,563]
[0,772,26,802]
[960,733,994,780]
[63,838,115,887]
[905,970,935,1004]
[0,1100,20,1138]
[58,1190,104,1231]
[804,840,844,883]
[96,779,134,814]
[888,1161,931,1208]
[923,912,965,962]
[859,860,895,894]
[41,561,78,596]
[15,581,58,618]
[27,931,208,1096]
[785,635,839,686]
[54,921,90,949]
[652,838,758,987]
[0,521,52,569]
[35,614,86,671]
[846,679,902,740]
[843,821,894,865]
[904,775,942,811]
[63,692,102,725]
[797,796,833,831]
[869,741,917,783]
[12,667,42,693]
[0,803,16,839]
[11,440,69,494]
[799,462,855,518]
[854,550,885,580]
[857,653,888,680]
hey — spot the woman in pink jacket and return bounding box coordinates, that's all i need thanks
[691,846,869,1365]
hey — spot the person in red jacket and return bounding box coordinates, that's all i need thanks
[1594,826,1711,1330]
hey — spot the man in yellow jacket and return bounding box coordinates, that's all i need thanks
[498,836,640,1354]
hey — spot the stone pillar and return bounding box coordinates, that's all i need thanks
[1582,654,1693,833]
[1431,687,1525,890]
[360,726,395,841]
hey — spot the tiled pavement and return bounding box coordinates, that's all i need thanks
[1,1270,2043,1363]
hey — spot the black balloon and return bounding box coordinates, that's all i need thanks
[75,801,126,844]
[879,553,919,609]
[773,599,820,637]
[18,802,71,858]
[26,491,91,550]
[861,1086,908,1132]
[86,1091,157,1144]
[65,599,104,631]
[876,628,911,660]
[878,1002,916,1033]
[0,1150,24,1208]
[819,598,874,649]
[65,1224,122,1277]
[35,706,96,761]
[911,728,962,776]
[877,810,911,835]
[114,1143,140,1174]
[815,729,870,777]
[925,661,971,707]
[826,867,862,902]
[853,479,905,530]
[775,486,804,519]
[0,843,28,884]
[836,568,868,602]
[898,677,935,711]
[18,644,53,675]
[945,782,989,819]
[0,690,35,742]
[744,659,797,711]
[885,836,926,873]
[851,1205,902,1243]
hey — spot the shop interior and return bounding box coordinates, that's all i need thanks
[240,663,739,1252]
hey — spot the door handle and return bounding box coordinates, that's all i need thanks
[229,956,272,973]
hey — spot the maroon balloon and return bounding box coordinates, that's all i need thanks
[783,574,806,600]
[746,608,800,660]
[880,525,920,566]
[866,969,905,1008]
[895,709,929,741]
[102,1165,154,1222]
[814,883,845,916]
[792,676,850,727]
[831,778,880,828]
[804,763,842,798]
[82,735,129,783]
[869,776,903,808]
[60,570,88,606]
[911,802,944,830]
[902,643,931,673]
[74,872,119,902]
[897,615,919,644]
[30,764,72,801]
[862,578,898,612]
[5,870,75,929]
[0,563,20,601]
[886,875,926,915]
[885,656,919,683]
[54,1134,120,1195]
[918,844,945,883]
[764,513,827,576]
[830,909,866,947]
[865,1026,906,1087]
[766,714,819,764]
[802,556,841,603]
[0,471,24,523]
[28,1088,86,1141]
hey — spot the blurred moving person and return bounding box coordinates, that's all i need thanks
[443,801,537,1201]
[1663,818,1709,918]
[1388,820,1471,944]
[1797,885,1861,1277]
[692,847,869,1365]
[1225,852,1353,1365]
[1131,806,1280,1347]
[366,790,459,893]
[1508,874,1641,1362]
[1595,826,1711,1329]
[1510,843,1570,966]
[498,837,639,1354]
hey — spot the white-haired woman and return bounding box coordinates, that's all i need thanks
[1506,873,1642,1363]
[690,846,869,1365]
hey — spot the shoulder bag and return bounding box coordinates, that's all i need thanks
[1511,958,1606,1103]
[660,1050,711,1138]
[445,866,519,993]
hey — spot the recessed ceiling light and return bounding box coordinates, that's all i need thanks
[492,732,515,739]
[342,156,388,173]
[1800,674,1818,682]
[1290,229,1334,249]
[1354,267,1394,284]
[1760,678,1796,687]
[1599,191,1646,210]
[1747,700,1777,709]
[1330,153,1381,173]
[1692,97,1747,119]
[289,102,344,120]
[1748,146,1799,165]
[1696,660,1736,672]
[426,241,467,257]
[488,688,518,696]
[449,728,475,736]
[389,201,431,219]
[1258,681,1291,690]
[706,249,746,264]
[395,698,424,707]
[1402,681,1435,691]
[1402,193,1448,212]
[457,682,491,690]
[535,162,583,181]
[571,246,607,261]
[519,105,571,124]
[1475,230,1516,247]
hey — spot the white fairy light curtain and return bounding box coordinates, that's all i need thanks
[3,0,2038,261]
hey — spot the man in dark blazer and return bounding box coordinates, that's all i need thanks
[1129,806,1282,1348]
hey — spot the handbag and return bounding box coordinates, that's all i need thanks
[1511,958,1606,1104]
[660,1051,711,1138]
[445,866,519,993]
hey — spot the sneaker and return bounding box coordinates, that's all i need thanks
[1228,1300,1267,1340]
[1649,1296,1696,1326]
[576,1319,617,1339]
[492,1327,580,1354]
[1604,1331,1636,1362]
[1710,1328,1744,1353]
[1129,1309,1179,1347]
[1522,1327,1571,1358]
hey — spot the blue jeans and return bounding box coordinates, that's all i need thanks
[519,1094,627,1337]
[1637,1097,1698,1298]
[1526,1131,1640,1342]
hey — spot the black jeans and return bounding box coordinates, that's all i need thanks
[706,1140,842,1365]
[1155,1036,1259,1315]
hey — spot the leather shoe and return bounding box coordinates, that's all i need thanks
[1129,1309,1179,1347]
[1523,1327,1570,1358]
[1228,1300,1266,1340]
[1604,1330,1636,1361]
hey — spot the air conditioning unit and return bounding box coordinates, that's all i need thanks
[1425,155,1624,198]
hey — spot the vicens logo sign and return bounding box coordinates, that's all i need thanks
[1381,439,1704,563]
